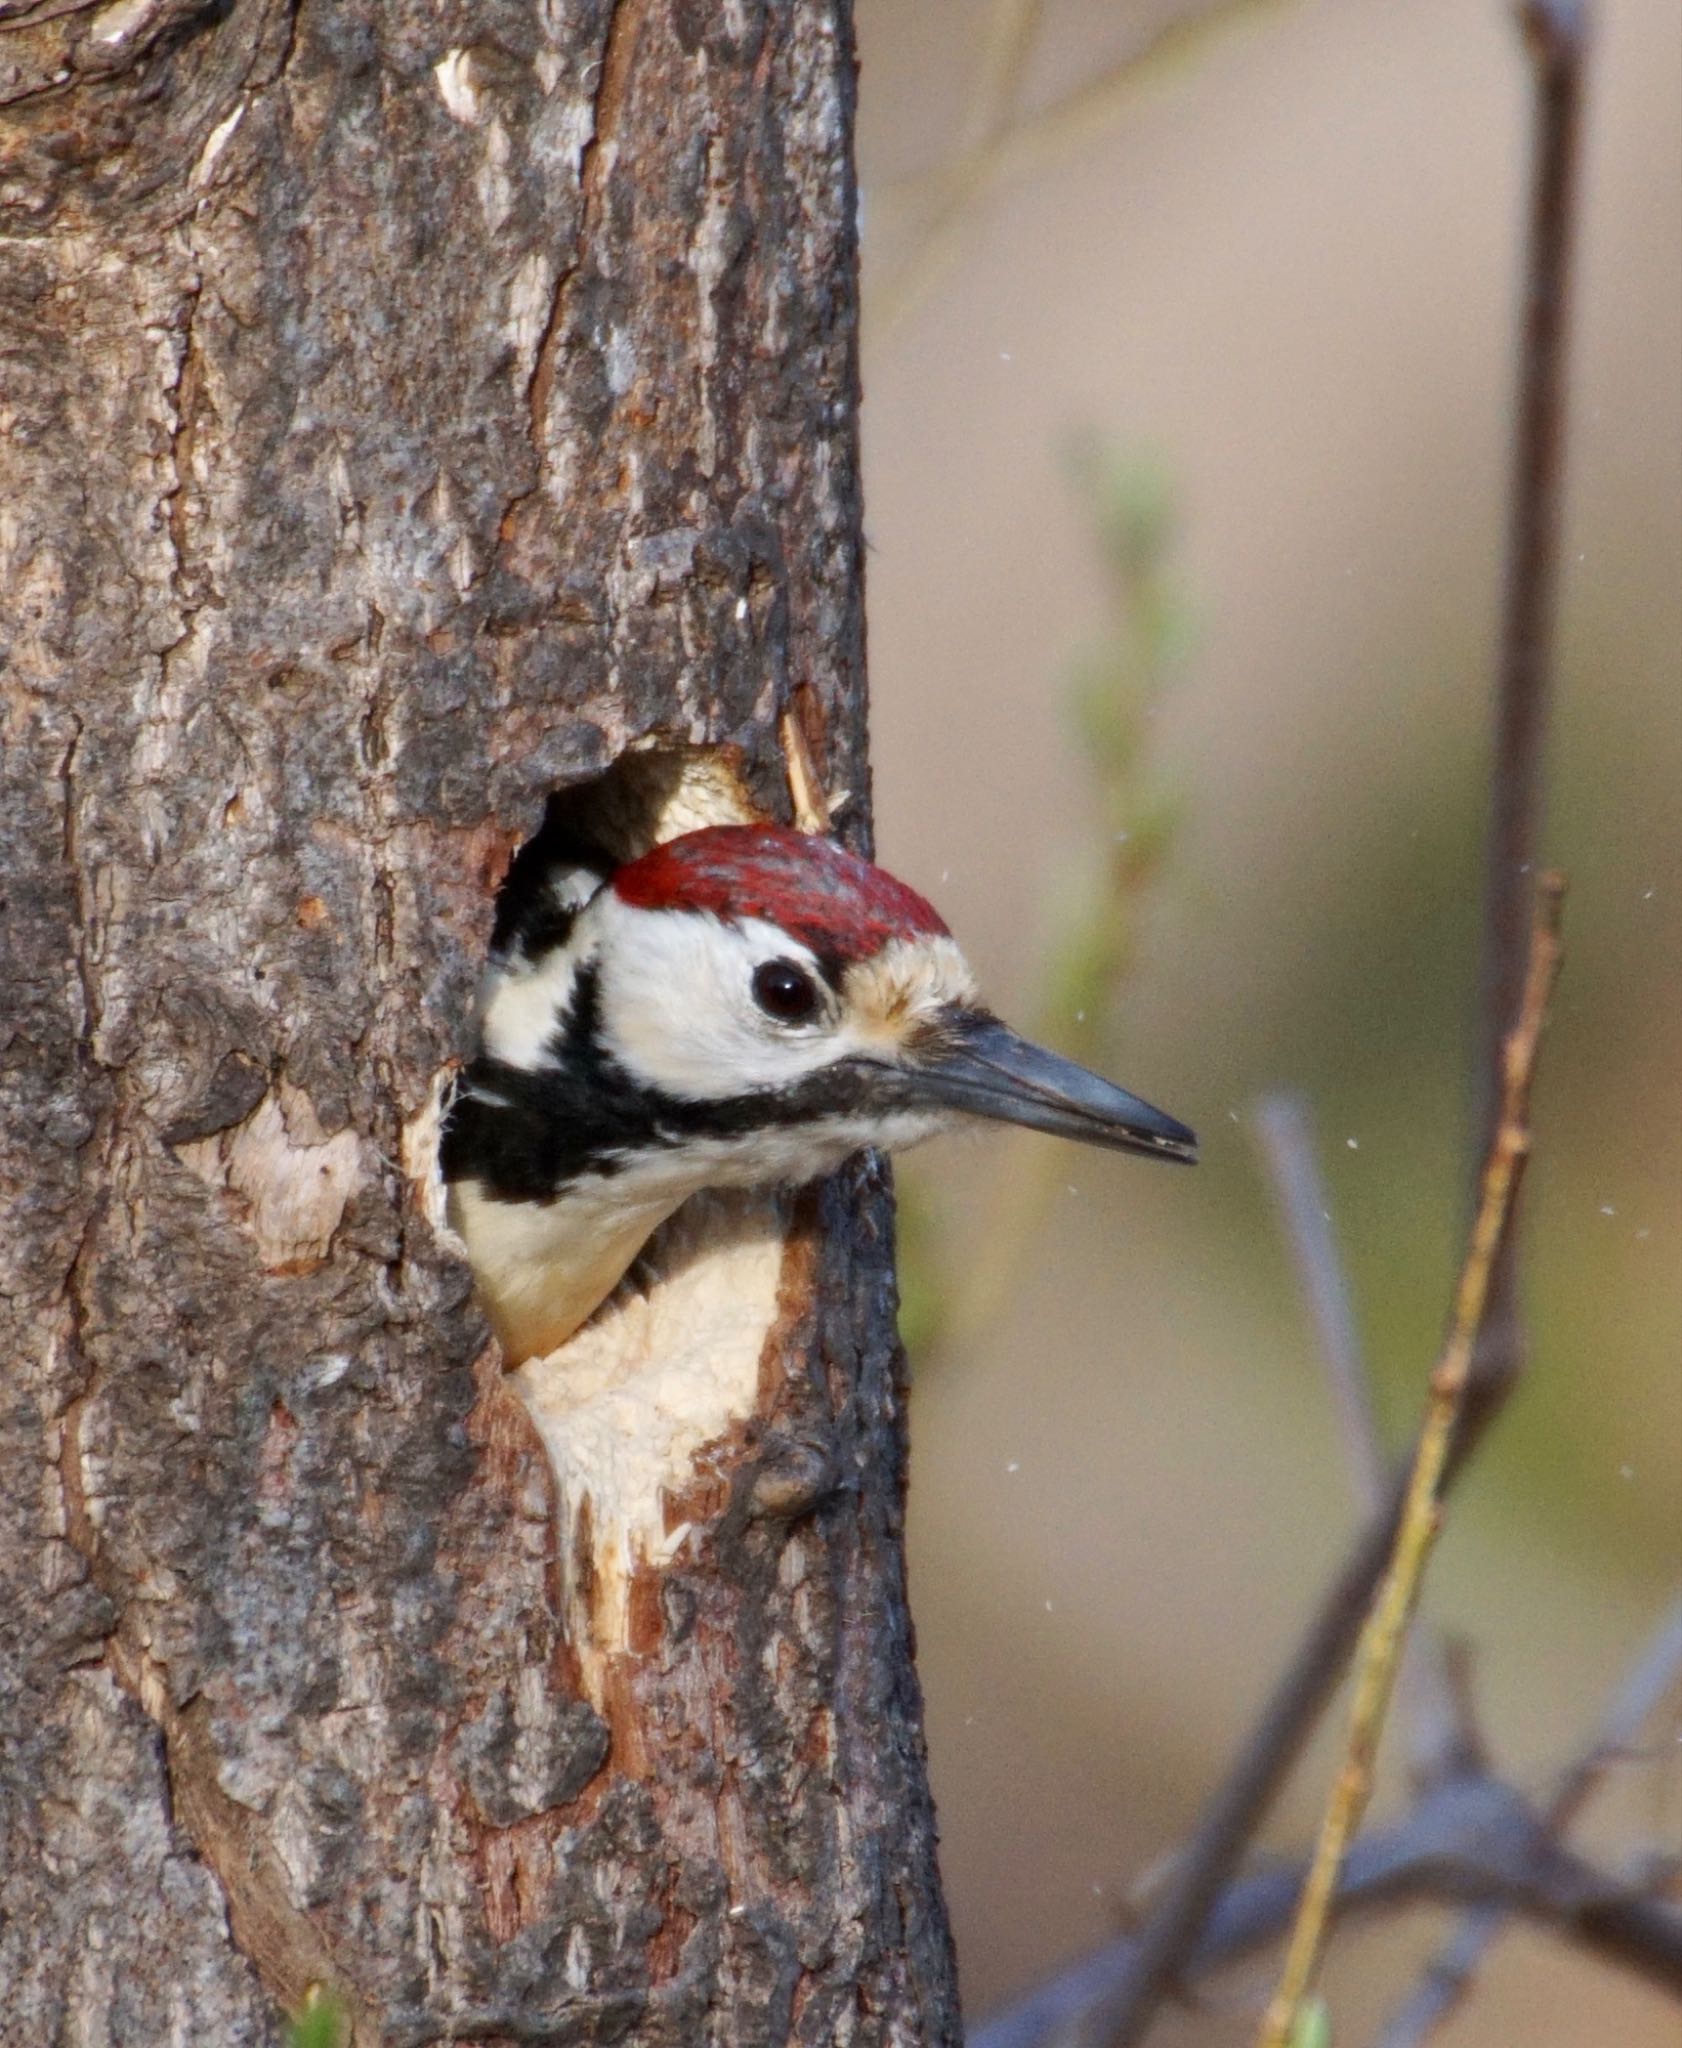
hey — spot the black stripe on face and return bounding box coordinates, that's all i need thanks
[441,963,917,1204]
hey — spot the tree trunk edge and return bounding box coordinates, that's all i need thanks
[0,2,962,2042]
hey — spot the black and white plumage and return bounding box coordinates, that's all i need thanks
[441,822,1196,1365]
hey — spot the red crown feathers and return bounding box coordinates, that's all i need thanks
[612,825,949,963]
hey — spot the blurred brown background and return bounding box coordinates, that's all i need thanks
[851,0,1682,2040]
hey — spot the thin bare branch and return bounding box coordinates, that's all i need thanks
[1469,0,1590,1417]
[1376,1600,1682,2048]
[1252,1094,1477,1789]
[968,1770,1682,2048]
[1545,1600,1682,1820]
[1374,1905,1507,2048]
[960,0,1288,194]
[1090,1364,1561,2048]
[1075,9,1596,2033]
[1361,30,1598,2021]
[1093,1487,1402,2045]
[1252,1093,1385,1516]
[1478,0,1589,1137]
[1255,877,1566,2048]
[870,0,1045,341]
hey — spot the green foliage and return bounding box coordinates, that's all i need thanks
[285,1985,350,2048]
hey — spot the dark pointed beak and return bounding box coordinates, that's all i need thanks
[906,1011,1197,1164]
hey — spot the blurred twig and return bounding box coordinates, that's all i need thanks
[1478,0,1588,1144]
[967,1605,1682,2048]
[1251,1095,1385,1517]
[1375,1600,1682,2048]
[959,0,1045,160]
[1255,877,1566,2048]
[1096,1497,1410,2046]
[1467,0,1589,1416]
[871,0,1289,339]
[1251,1096,1476,1789]
[1081,885,1564,2048]
[1074,9,1595,2037]
[1542,1600,1682,1827]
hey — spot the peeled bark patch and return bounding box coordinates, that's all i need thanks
[178,1081,367,1270]
[1,3,960,2044]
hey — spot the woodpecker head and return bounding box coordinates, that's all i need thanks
[442,823,1195,1362]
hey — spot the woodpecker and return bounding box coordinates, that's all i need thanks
[440,822,1196,1365]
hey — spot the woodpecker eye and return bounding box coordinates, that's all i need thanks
[752,958,821,1026]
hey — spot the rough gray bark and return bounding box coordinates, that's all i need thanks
[0,3,961,2043]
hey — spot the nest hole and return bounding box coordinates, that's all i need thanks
[465,744,794,1688]
[490,743,762,953]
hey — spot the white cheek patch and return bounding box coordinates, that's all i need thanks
[593,903,984,1106]
[593,898,842,1102]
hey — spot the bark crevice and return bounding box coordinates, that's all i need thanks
[1,4,959,2041]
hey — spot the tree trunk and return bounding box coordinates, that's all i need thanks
[0,4,960,2043]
